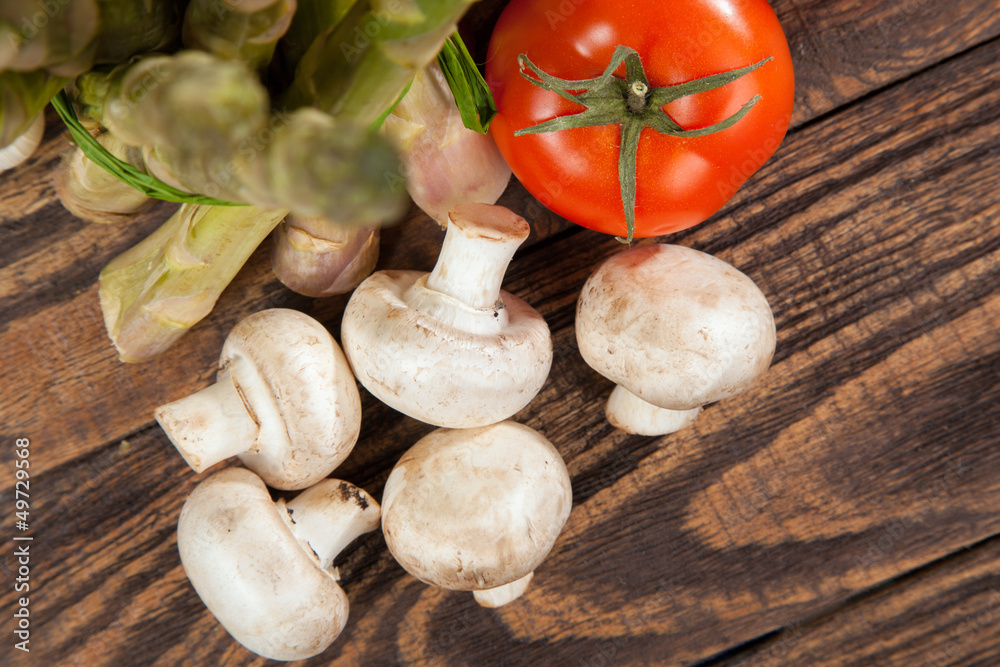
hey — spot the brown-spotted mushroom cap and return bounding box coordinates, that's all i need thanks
[575,244,776,435]
[177,468,380,661]
[155,308,362,490]
[381,421,572,607]
[341,203,551,428]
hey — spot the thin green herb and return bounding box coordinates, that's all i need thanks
[50,91,246,207]
[370,79,414,131]
[436,32,497,134]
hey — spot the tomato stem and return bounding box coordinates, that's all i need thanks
[515,45,772,242]
[627,81,649,114]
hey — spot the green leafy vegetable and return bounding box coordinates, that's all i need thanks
[281,0,476,124]
[436,32,497,134]
[50,91,245,207]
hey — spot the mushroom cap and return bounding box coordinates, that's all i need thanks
[223,309,362,489]
[177,467,348,661]
[576,244,776,410]
[341,271,552,427]
[381,421,572,591]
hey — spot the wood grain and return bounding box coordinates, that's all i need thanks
[2,1,1000,666]
[773,0,1000,123]
[713,535,1000,667]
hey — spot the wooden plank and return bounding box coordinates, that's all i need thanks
[4,33,1000,666]
[711,536,1000,667]
[774,0,1000,123]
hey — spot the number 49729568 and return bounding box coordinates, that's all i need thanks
[14,438,30,525]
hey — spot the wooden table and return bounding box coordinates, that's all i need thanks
[3,1,1000,665]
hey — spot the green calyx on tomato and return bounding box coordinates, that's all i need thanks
[515,46,770,243]
[486,0,795,241]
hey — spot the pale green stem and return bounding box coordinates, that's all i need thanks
[183,0,297,70]
[281,0,476,125]
[0,70,67,148]
[279,0,358,71]
[55,131,152,222]
[99,204,289,362]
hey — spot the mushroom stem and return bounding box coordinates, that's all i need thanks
[154,371,260,472]
[284,480,381,571]
[472,572,534,608]
[425,203,530,309]
[605,385,702,436]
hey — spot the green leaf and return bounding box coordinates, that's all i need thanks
[50,91,246,207]
[436,32,497,134]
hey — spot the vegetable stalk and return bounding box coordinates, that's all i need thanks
[270,1,477,293]
[54,131,153,223]
[0,70,67,148]
[281,0,478,125]
[73,51,405,223]
[0,0,102,76]
[83,50,406,360]
[73,51,272,172]
[91,0,182,66]
[0,0,179,147]
[99,204,290,362]
[278,0,358,73]
[183,0,298,70]
[0,0,179,76]
[231,107,405,222]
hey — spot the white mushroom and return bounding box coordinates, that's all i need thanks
[155,308,361,490]
[0,113,44,173]
[341,203,552,428]
[177,468,380,661]
[575,244,776,435]
[381,421,572,607]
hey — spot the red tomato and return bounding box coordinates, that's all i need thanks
[486,0,795,239]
